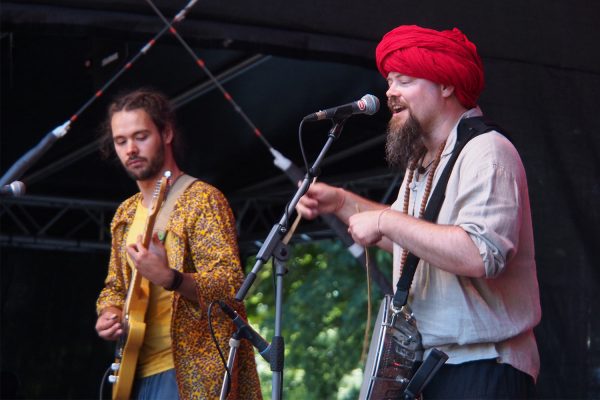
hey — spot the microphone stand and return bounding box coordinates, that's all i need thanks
[220,330,242,400]
[235,118,348,400]
[217,300,272,400]
[0,121,70,187]
[269,148,392,295]
[0,0,199,188]
[269,240,289,400]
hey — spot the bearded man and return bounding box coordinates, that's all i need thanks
[94,89,262,399]
[297,25,540,398]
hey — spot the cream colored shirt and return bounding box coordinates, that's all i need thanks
[392,108,541,380]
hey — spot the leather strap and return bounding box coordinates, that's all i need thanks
[153,174,196,235]
[392,117,506,308]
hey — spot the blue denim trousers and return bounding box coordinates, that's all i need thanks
[132,369,180,400]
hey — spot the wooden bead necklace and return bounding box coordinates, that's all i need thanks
[399,140,447,270]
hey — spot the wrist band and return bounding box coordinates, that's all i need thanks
[334,188,346,212]
[165,269,184,291]
[377,207,392,236]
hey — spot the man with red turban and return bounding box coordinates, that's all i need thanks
[298,25,540,398]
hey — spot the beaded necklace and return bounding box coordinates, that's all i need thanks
[398,140,447,270]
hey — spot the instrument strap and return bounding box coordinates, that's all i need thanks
[392,117,507,309]
[154,174,196,235]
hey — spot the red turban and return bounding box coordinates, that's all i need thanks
[375,25,484,109]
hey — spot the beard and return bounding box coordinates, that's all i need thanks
[384,112,426,170]
[124,145,165,181]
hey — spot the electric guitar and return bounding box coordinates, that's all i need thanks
[109,171,170,400]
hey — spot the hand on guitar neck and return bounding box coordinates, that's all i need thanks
[128,231,198,302]
[126,231,173,289]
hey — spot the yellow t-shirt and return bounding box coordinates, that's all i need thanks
[126,200,175,378]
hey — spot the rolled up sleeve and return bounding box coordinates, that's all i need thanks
[452,136,525,278]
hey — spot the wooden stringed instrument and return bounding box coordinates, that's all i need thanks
[109,171,170,400]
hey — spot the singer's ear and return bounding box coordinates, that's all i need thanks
[440,84,455,98]
[162,125,174,144]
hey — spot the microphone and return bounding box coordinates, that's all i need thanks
[303,94,380,121]
[1,181,26,197]
[217,300,271,362]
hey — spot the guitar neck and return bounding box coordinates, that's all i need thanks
[124,173,169,306]
[141,212,159,248]
[140,173,169,248]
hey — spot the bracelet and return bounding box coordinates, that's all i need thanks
[165,269,184,291]
[377,207,392,236]
[334,188,346,212]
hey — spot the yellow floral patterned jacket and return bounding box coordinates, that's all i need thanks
[96,180,262,399]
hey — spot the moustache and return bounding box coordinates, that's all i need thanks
[126,156,146,165]
[387,97,407,113]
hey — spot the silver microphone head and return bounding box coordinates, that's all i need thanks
[360,94,380,115]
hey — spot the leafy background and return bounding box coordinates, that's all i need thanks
[244,241,392,399]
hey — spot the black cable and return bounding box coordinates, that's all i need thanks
[208,301,232,397]
[99,365,112,400]
[298,119,310,174]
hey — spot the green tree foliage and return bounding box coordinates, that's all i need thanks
[244,240,392,399]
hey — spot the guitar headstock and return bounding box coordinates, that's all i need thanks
[148,171,170,219]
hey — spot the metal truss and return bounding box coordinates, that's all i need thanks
[0,195,117,253]
[0,169,403,255]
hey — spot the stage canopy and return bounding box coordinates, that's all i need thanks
[1,1,599,398]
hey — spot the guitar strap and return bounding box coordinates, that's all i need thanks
[392,116,507,309]
[153,174,197,237]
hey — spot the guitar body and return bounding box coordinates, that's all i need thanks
[109,172,170,400]
[111,277,150,400]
